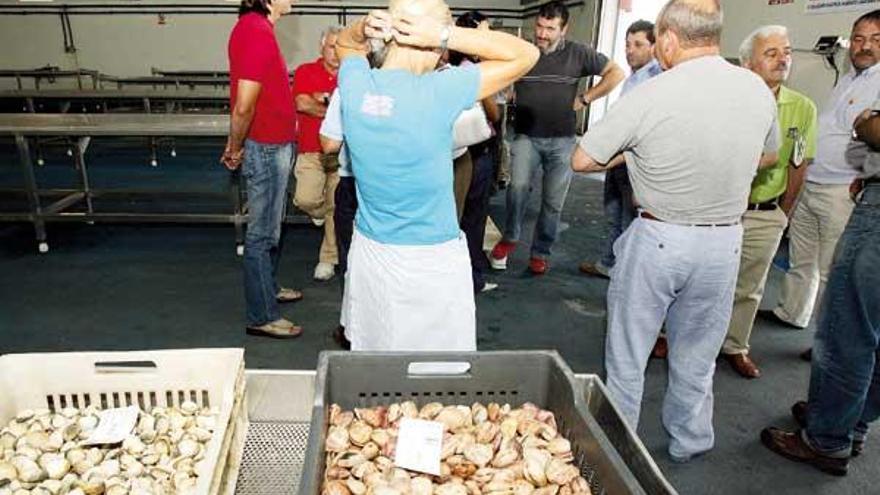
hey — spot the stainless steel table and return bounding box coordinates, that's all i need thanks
[0,113,304,253]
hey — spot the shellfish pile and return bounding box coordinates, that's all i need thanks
[0,402,218,495]
[322,402,593,495]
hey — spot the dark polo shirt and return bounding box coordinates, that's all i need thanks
[514,39,609,138]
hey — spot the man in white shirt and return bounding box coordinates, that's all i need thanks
[761,11,880,334]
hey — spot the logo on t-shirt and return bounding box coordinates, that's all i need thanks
[361,93,394,117]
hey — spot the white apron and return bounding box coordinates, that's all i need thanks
[341,229,476,351]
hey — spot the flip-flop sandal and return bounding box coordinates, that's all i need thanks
[246,324,303,339]
[276,287,304,303]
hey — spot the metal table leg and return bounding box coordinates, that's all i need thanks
[73,137,94,214]
[15,134,48,253]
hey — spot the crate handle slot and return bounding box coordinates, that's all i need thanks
[94,360,158,373]
[407,362,471,376]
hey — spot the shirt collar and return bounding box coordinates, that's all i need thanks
[777,85,796,105]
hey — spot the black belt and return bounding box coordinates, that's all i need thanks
[746,199,779,211]
[639,211,740,227]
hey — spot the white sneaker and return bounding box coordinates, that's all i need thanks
[313,262,335,281]
[480,282,499,293]
[311,217,326,227]
[489,256,508,270]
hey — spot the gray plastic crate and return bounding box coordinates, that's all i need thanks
[299,351,647,495]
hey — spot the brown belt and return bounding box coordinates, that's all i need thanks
[639,211,740,227]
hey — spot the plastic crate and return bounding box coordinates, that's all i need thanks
[0,348,247,495]
[300,351,646,495]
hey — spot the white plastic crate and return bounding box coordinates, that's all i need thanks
[0,347,247,495]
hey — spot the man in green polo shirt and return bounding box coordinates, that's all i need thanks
[721,25,818,379]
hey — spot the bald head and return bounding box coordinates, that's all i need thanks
[388,0,451,25]
[657,0,723,48]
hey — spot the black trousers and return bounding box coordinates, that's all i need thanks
[333,176,358,295]
[461,146,494,292]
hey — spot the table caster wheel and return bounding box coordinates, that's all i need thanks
[150,159,158,167]
[37,159,45,166]
[38,242,49,254]
[170,149,177,158]
[236,245,244,256]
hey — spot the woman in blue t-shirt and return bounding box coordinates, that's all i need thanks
[334,0,538,351]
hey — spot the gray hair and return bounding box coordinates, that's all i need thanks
[321,25,343,44]
[656,0,723,48]
[739,25,789,65]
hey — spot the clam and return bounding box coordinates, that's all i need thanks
[418,403,443,420]
[411,477,433,495]
[38,454,69,480]
[475,423,498,445]
[360,442,380,461]
[0,461,16,482]
[195,414,216,431]
[39,479,63,495]
[512,480,534,495]
[346,478,367,495]
[349,421,373,447]
[532,486,559,495]
[21,432,50,452]
[386,404,402,425]
[490,446,518,469]
[499,419,517,441]
[435,482,468,495]
[371,486,402,495]
[435,407,470,433]
[400,402,419,419]
[14,411,34,424]
[0,432,16,451]
[522,449,550,488]
[177,438,201,458]
[450,462,478,479]
[122,436,145,456]
[351,461,378,480]
[567,477,590,495]
[11,456,43,483]
[465,479,482,495]
[336,452,367,469]
[323,479,352,495]
[463,444,493,468]
[544,459,577,486]
[355,407,387,429]
[326,466,351,480]
[180,401,200,416]
[326,426,351,453]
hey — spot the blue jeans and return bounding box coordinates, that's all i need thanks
[242,139,294,326]
[503,135,575,259]
[600,165,636,268]
[806,182,880,454]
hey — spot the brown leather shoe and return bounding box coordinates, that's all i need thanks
[791,401,865,457]
[723,353,761,379]
[651,336,668,359]
[760,427,849,476]
[578,261,610,279]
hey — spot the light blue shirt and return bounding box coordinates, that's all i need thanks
[620,58,662,96]
[338,56,480,245]
[810,62,880,184]
[319,90,350,177]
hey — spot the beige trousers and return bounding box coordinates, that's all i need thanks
[773,182,854,327]
[723,207,788,355]
[293,152,340,264]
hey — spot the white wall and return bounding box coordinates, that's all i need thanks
[0,0,528,83]
[720,0,874,108]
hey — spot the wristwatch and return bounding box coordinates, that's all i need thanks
[439,25,451,52]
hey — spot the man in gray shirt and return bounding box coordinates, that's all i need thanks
[572,0,779,462]
[489,1,624,275]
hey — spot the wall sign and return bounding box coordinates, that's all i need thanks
[805,0,880,14]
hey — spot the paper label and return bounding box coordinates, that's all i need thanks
[393,418,444,475]
[83,406,139,445]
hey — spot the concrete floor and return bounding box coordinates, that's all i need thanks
[0,143,876,494]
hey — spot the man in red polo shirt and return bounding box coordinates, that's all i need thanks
[292,27,341,281]
[222,0,302,339]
